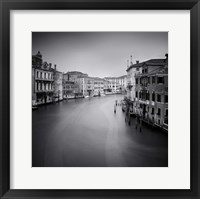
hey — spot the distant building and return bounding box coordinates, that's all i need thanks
[104,77,117,93]
[135,54,168,131]
[104,75,127,94]
[77,76,105,97]
[32,52,54,105]
[93,77,105,96]
[63,80,79,98]
[53,65,63,101]
[63,71,88,97]
[116,75,127,93]
[79,77,94,96]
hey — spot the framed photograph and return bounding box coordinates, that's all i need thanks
[0,0,199,198]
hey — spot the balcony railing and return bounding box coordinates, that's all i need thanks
[138,99,147,104]
[35,77,54,81]
[36,89,54,93]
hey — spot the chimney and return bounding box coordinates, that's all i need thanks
[54,64,57,71]
[130,55,133,65]
[49,63,52,68]
[136,60,139,64]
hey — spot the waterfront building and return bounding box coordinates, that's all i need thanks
[104,77,117,93]
[53,66,63,101]
[63,80,79,99]
[63,71,88,97]
[126,60,142,101]
[116,75,127,93]
[135,54,168,131]
[93,77,104,96]
[104,75,127,94]
[78,77,105,97]
[78,76,94,97]
[32,52,54,105]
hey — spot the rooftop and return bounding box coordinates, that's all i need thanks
[135,66,168,77]
[104,75,127,79]
[126,57,167,72]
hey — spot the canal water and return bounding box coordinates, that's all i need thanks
[32,94,168,167]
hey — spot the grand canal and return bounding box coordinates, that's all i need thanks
[32,94,168,167]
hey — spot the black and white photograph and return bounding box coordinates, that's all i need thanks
[32,32,168,167]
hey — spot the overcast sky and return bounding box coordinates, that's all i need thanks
[32,32,168,78]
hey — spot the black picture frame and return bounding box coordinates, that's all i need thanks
[0,0,199,198]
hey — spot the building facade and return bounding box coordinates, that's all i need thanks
[32,52,54,105]
[104,75,127,94]
[78,77,105,97]
[135,55,168,131]
[126,61,142,101]
[63,71,88,97]
[63,80,79,98]
[53,67,63,101]
[93,77,105,96]
[78,76,94,97]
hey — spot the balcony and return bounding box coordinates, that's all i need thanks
[36,89,54,93]
[35,76,54,81]
[138,99,147,104]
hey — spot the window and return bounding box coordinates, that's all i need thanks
[148,77,150,84]
[37,71,39,78]
[136,78,138,84]
[157,108,161,116]
[142,69,144,73]
[152,76,155,84]
[139,92,141,99]
[165,109,168,117]
[157,94,161,102]
[151,108,154,114]
[165,95,168,103]
[152,92,155,101]
[136,67,139,71]
[146,92,150,100]
[141,92,145,100]
[136,91,138,97]
[145,68,148,73]
[158,76,164,84]
[164,110,168,124]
